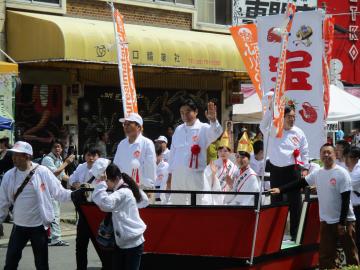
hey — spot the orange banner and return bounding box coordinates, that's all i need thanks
[273,3,296,138]
[230,24,262,100]
[114,9,138,116]
[323,16,335,119]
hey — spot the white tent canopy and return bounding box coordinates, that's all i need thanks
[233,85,360,123]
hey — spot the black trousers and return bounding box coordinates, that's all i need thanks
[76,213,112,270]
[76,215,91,270]
[353,205,360,258]
[5,224,48,270]
[269,162,302,241]
[111,243,144,270]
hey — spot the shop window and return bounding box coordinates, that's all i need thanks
[197,0,232,25]
[12,0,61,4]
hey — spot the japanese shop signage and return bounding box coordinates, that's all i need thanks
[258,10,325,158]
[233,0,317,25]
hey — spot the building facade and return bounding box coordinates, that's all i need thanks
[4,0,248,157]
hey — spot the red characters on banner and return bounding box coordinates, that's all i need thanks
[299,102,318,123]
[269,50,312,91]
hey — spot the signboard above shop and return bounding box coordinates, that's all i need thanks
[232,0,317,25]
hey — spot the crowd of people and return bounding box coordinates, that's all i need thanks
[1,97,360,269]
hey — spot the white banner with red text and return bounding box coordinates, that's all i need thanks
[258,10,325,159]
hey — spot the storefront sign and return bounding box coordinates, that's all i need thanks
[258,10,325,158]
[233,0,317,25]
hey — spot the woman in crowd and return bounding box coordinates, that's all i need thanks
[92,160,148,270]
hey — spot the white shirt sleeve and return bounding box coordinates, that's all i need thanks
[92,181,125,212]
[42,167,71,202]
[300,133,310,168]
[141,141,156,188]
[338,170,352,194]
[69,165,81,186]
[113,143,121,169]
[205,120,223,148]
[0,173,11,223]
[351,169,360,192]
[305,170,316,186]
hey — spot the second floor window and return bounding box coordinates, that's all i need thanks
[197,0,232,25]
[156,0,195,5]
[14,0,61,4]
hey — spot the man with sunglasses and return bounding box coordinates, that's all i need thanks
[114,113,156,189]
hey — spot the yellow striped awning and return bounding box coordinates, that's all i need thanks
[0,61,18,73]
[7,11,245,72]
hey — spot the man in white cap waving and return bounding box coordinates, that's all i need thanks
[0,141,72,269]
[155,135,170,162]
[114,112,156,189]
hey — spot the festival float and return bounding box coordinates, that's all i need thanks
[75,189,320,270]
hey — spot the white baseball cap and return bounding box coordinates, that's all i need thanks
[155,135,168,144]
[8,141,33,156]
[89,158,111,179]
[119,112,143,126]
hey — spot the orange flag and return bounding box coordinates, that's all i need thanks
[273,3,296,138]
[113,9,138,116]
[230,24,262,100]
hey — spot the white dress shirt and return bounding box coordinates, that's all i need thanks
[69,162,93,186]
[260,110,309,168]
[168,119,223,173]
[114,134,156,188]
[350,161,360,206]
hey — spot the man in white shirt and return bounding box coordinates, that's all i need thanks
[345,146,360,257]
[260,104,309,241]
[41,139,74,246]
[69,146,101,270]
[270,143,359,269]
[155,135,170,163]
[114,112,156,189]
[336,140,350,169]
[167,99,223,205]
[0,141,72,269]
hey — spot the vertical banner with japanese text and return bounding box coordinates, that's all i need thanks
[230,24,262,100]
[113,9,138,116]
[258,10,325,158]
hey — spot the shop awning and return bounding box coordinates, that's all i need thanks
[0,61,18,73]
[7,11,246,72]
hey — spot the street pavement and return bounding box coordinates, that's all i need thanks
[0,202,103,269]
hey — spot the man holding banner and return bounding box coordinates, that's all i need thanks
[261,100,309,241]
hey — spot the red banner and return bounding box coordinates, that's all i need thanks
[114,9,138,116]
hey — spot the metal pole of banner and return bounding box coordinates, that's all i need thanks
[247,101,273,266]
[108,0,127,117]
[248,1,293,264]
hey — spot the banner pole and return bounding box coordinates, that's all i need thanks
[248,3,295,264]
[247,97,273,266]
[108,0,128,117]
